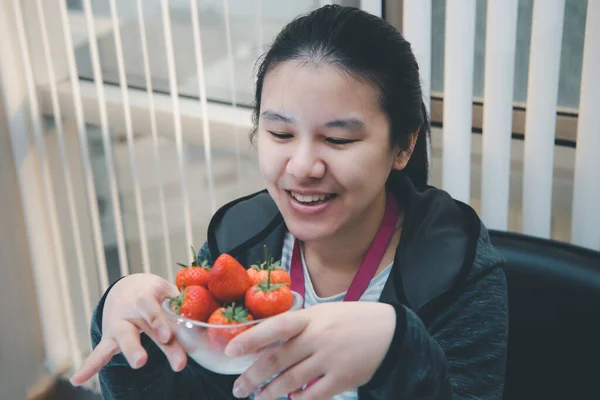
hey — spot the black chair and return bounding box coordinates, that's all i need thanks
[489,230,600,400]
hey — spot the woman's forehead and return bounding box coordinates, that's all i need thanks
[260,60,383,125]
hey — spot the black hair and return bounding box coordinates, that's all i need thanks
[250,5,430,188]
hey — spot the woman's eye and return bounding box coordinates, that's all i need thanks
[269,131,293,140]
[326,137,356,146]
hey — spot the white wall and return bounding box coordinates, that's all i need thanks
[0,80,47,400]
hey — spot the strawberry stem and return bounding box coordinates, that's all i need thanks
[257,269,285,293]
[263,245,269,269]
[190,245,199,266]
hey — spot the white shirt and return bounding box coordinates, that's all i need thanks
[262,232,392,400]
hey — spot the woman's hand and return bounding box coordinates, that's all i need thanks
[70,273,187,386]
[225,302,397,399]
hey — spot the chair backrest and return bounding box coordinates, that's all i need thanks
[489,231,600,400]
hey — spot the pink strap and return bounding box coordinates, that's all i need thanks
[291,191,398,304]
[287,191,398,398]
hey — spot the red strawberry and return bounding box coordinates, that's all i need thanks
[206,303,254,349]
[208,254,251,303]
[168,285,219,323]
[248,268,291,286]
[245,269,294,319]
[175,246,212,291]
[248,245,291,286]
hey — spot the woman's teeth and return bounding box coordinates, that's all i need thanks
[290,192,334,204]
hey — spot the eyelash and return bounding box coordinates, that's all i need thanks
[269,132,293,140]
[326,137,355,146]
[268,131,356,146]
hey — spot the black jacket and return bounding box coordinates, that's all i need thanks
[91,175,508,399]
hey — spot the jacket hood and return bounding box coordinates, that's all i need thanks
[207,173,502,313]
[382,174,502,312]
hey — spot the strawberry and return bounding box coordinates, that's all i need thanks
[248,268,291,286]
[175,246,212,291]
[208,254,251,303]
[168,285,219,323]
[248,245,291,286]
[206,303,254,348]
[245,268,294,319]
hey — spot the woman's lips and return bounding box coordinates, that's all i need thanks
[286,190,337,215]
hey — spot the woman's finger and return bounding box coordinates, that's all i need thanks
[114,322,148,369]
[225,311,309,357]
[288,374,337,400]
[70,338,119,386]
[235,332,314,397]
[134,294,172,344]
[132,318,188,372]
[252,356,323,400]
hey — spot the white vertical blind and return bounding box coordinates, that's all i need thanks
[571,0,600,251]
[522,0,565,238]
[135,0,174,282]
[442,0,476,204]
[402,0,432,111]
[82,0,130,277]
[401,0,432,168]
[107,0,151,274]
[222,0,243,196]
[160,0,194,252]
[4,0,600,388]
[11,0,82,370]
[255,0,264,60]
[58,0,110,293]
[191,0,216,213]
[33,0,94,328]
[360,0,383,17]
[480,0,519,230]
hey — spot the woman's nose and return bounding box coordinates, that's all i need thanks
[285,145,326,179]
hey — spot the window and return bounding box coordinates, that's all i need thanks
[68,0,361,107]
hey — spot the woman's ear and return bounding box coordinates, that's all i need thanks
[392,129,419,170]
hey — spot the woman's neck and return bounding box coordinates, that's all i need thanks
[302,190,389,273]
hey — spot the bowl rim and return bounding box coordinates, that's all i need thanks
[161,290,303,329]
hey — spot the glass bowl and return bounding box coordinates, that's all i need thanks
[161,290,303,375]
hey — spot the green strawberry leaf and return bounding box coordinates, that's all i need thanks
[190,245,200,266]
[257,281,286,292]
[166,290,185,315]
[221,302,250,323]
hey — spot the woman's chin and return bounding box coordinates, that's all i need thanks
[285,221,337,243]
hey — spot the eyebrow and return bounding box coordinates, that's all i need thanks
[260,110,295,123]
[261,109,365,132]
[324,118,365,132]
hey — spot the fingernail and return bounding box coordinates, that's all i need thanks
[171,354,185,371]
[132,352,144,368]
[158,325,170,343]
[232,380,249,398]
[225,343,244,358]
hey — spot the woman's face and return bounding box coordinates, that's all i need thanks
[257,60,411,242]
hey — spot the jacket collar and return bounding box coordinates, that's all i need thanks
[207,174,481,312]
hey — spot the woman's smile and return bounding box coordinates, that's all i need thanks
[286,190,339,215]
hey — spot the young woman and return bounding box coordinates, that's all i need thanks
[71,5,508,400]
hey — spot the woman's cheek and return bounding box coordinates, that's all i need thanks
[258,143,283,183]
